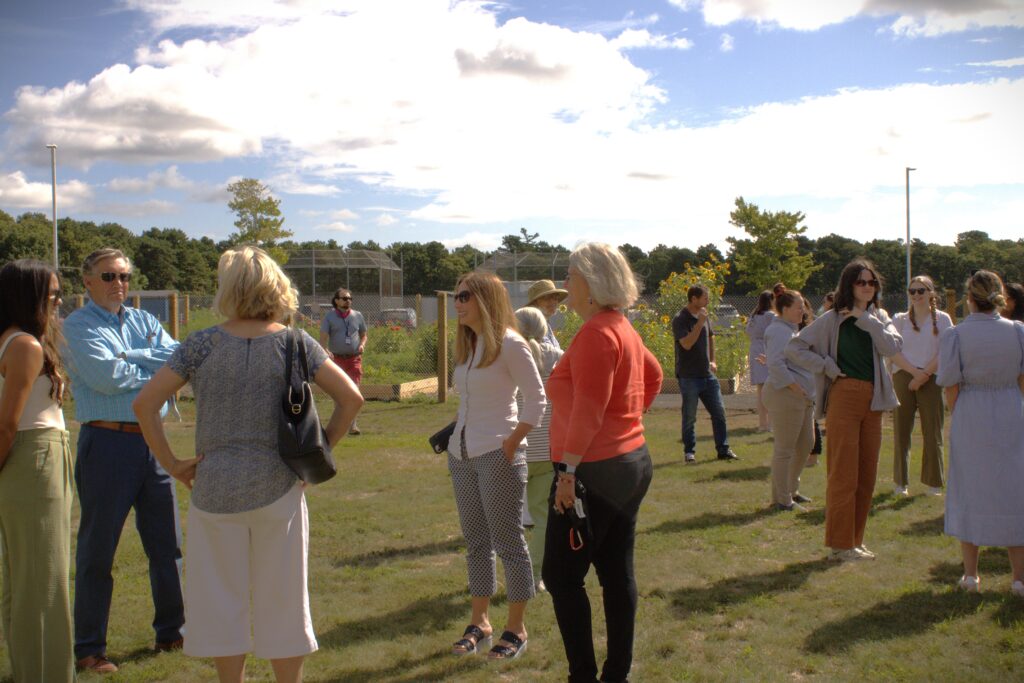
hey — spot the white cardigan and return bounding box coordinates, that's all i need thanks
[451,328,546,459]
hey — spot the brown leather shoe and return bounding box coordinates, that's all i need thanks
[154,638,184,652]
[76,654,119,673]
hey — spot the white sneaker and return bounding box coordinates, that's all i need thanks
[893,484,909,496]
[828,548,865,563]
[958,575,980,592]
[926,486,943,496]
[1012,580,1024,597]
[856,545,876,559]
[684,452,696,464]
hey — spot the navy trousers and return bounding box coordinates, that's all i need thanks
[73,425,184,659]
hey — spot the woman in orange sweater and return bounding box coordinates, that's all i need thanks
[542,242,663,683]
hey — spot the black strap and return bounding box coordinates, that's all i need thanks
[284,329,311,398]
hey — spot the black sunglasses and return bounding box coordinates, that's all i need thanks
[99,272,131,283]
[454,291,473,303]
[336,296,352,301]
[49,289,62,301]
[907,287,929,296]
[854,279,879,288]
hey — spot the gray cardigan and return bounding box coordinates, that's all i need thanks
[765,317,816,399]
[786,307,903,419]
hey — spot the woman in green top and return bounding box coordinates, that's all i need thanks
[788,259,902,562]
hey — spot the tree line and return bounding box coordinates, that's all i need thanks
[3,199,1020,297]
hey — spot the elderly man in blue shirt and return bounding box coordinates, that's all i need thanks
[62,248,184,674]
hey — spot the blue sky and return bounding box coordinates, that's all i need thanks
[2,0,1022,252]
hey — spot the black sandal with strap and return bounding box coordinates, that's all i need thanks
[452,624,491,656]
[488,630,527,660]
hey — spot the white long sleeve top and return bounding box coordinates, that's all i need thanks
[451,328,546,459]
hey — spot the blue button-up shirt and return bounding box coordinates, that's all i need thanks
[63,300,179,423]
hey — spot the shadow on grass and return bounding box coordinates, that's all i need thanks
[697,465,771,483]
[927,556,1024,628]
[311,650,468,683]
[900,514,945,537]
[318,590,482,649]
[803,588,981,654]
[669,558,833,617]
[796,490,918,527]
[334,538,465,569]
[641,507,775,535]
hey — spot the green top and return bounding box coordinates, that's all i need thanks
[837,316,874,382]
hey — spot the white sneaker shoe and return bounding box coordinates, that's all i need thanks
[828,548,865,563]
[893,484,909,496]
[958,575,980,593]
[1011,580,1024,597]
[926,486,943,496]
[856,545,876,559]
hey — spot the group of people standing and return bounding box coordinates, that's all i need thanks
[746,263,1024,587]
[1,244,1022,682]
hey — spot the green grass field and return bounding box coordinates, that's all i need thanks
[2,398,1021,682]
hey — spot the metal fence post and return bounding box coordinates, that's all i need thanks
[437,291,448,403]
[183,294,190,327]
[168,293,179,340]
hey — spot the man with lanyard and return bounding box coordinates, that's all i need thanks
[672,284,740,465]
[61,248,184,674]
[526,279,567,350]
[320,287,367,434]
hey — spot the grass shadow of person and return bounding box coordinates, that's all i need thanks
[333,537,465,569]
[317,589,486,649]
[696,465,771,483]
[796,490,918,527]
[900,514,945,537]
[803,588,981,654]
[669,558,834,617]
[641,507,776,535]
[308,650,467,683]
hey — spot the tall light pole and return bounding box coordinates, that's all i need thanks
[46,144,58,270]
[905,166,915,307]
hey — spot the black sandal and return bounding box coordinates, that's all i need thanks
[452,624,491,656]
[488,630,527,660]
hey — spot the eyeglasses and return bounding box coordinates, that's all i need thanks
[454,291,473,303]
[336,296,352,301]
[907,287,929,296]
[49,289,62,302]
[854,279,879,288]
[99,272,131,283]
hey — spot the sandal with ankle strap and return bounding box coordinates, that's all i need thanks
[488,630,527,660]
[452,624,491,656]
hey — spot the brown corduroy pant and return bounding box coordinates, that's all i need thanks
[891,370,945,488]
[825,379,882,550]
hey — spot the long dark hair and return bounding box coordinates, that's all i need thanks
[751,290,773,317]
[1005,282,1024,322]
[906,275,940,335]
[833,259,883,314]
[0,260,66,403]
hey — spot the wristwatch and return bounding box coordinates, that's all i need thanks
[556,462,577,475]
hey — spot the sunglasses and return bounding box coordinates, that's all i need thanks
[907,287,930,296]
[854,279,879,288]
[99,272,131,283]
[336,296,352,301]
[49,289,62,301]
[454,291,473,303]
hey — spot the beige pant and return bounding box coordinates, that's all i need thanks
[892,370,945,488]
[765,384,814,506]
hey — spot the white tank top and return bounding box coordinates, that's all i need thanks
[0,331,65,431]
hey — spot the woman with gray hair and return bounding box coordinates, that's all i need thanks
[514,306,563,589]
[543,242,663,683]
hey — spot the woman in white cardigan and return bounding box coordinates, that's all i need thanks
[448,272,545,660]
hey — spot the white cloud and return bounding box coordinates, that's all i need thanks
[0,171,93,210]
[320,221,355,232]
[440,230,505,251]
[967,56,1024,68]
[330,208,359,220]
[375,213,398,226]
[719,33,734,52]
[94,199,178,217]
[668,0,1024,36]
[108,165,194,193]
[610,29,693,50]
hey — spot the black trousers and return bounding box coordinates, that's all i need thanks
[542,444,653,683]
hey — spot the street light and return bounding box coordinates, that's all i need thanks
[905,166,916,307]
[46,144,58,270]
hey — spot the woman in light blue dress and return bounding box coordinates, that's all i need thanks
[747,290,775,431]
[936,270,1024,596]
